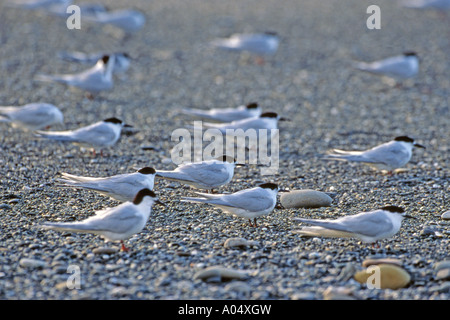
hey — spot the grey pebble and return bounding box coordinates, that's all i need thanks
[441,211,450,220]
[19,258,47,269]
[280,190,332,209]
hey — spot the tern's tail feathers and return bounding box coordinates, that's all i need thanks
[0,115,11,123]
[155,171,195,183]
[35,74,71,84]
[0,106,16,114]
[322,149,365,162]
[353,61,373,71]
[180,196,209,204]
[294,226,355,239]
[210,38,239,51]
[55,179,108,193]
[58,173,93,183]
[35,130,77,142]
[42,221,100,234]
[180,108,210,118]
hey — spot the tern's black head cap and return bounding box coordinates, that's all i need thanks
[403,51,418,57]
[264,31,278,36]
[133,188,156,205]
[138,167,156,175]
[260,112,278,118]
[259,182,278,190]
[381,205,405,213]
[104,117,123,124]
[246,102,259,109]
[394,136,414,143]
[216,155,235,163]
[101,55,110,64]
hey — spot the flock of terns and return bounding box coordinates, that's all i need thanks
[1,0,443,253]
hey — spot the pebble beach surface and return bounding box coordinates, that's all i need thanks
[0,0,449,300]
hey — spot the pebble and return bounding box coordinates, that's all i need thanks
[429,282,450,293]
[323,286,360,300]
[362,258,403,268]
[0,204,12,210]
[92,247,119,255]
[224,281,251,297]
[19,258,47,269]
[441,211,450,220]
[223,237,259,249]
[354,264,411,290]
[194,266,250,283]
[434,260,450,272]
[435,269,450,281]
[280,190,332,209]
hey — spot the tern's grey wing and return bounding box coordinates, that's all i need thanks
[206,189,274,212]
[178,162,230,186]
[44,204,141,234]
[86,205,143,233]
[297,211,393,238]
[71,123,117,146]
[361,143,409,167]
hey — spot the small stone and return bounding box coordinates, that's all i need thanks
[291,292,316,300]
[441,211,450,220]
[354,264,411,289]
[429,282,450,293]
[224,238,259,249]
[323,286,360,300]
[0,204,12,210]
[337,263,358,282]
[55,281,69,290]
[19,258,47,269]
[92,247,119,255]
[362,258,403,268]
[434,260,450,272]
[194,266,249,283]
[280,190,332,209]
[420,226,437,236]
[224,281,251,297]
[436,269,450,281]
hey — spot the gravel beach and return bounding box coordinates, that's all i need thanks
[0,0,449,301]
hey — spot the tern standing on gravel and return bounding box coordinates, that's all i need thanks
[156,156,239,193]
[35,55,115,97]
[322,136,425,174]
[35,117,132,155]
[353,52,419,79]
[42,188,162,252]
[56,167,156,202]
[182,182,280,227]
[180,102,262,123]
[293,206,415,245]
[0,103,63,131]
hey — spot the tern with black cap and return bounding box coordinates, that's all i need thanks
[0,103,63,131]
[35,117,132,155]
[322,136,425,174]
[156,156,240,193]
[56,167,156,202]
[201,112,288,136]
[35,55,115,96]
[180,102,262,122]
[181,182,280,227]
[41,188,163,252]
[293,206,415,245]
[353,52,419,79]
